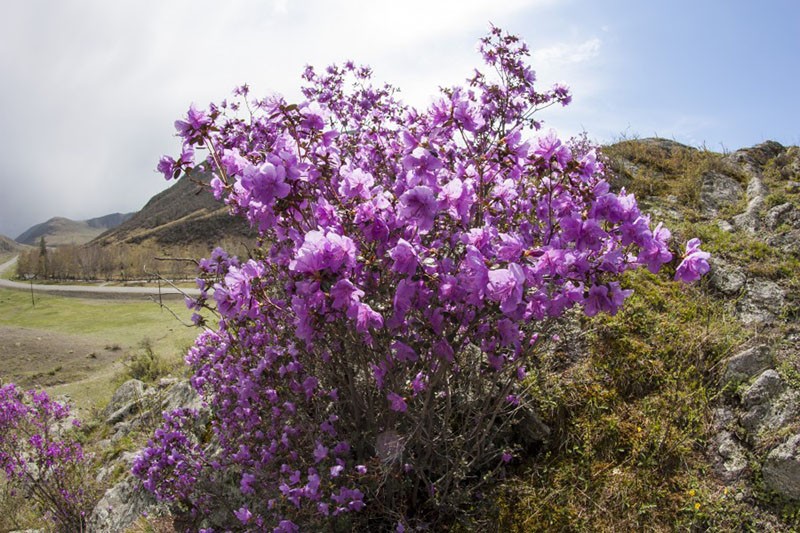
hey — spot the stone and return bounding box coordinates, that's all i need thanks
[722,345,772,385]
[713,430,749,481]
[765,202,800,231]
[768,229,800,256]
[708,259,746,296]
[700,171,743,214]
[786,181,800,194]
[161,380,203,415]
[763,434,800,500]
[741,369,784,408]
[717,220,735,232]
[87,474,169,533]
[737,280,786,324]
[103,379,146,419]
[741,389,799,439]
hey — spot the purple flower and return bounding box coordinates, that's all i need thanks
[290,230,357,273]
[533,130,572,168]
[675,238,711,283]
[389,239,418,276]
[241,161,291,205]
[240,472,256,494]
[174,104,210,139]
[339,167,375,200]
[234,506,252,523]
[399,186,438,232]
[387,392,408,413]
[486,263,526,314]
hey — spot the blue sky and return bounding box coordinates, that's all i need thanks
[0,0,797,238]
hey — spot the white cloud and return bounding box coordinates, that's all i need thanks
[533,38,602,66]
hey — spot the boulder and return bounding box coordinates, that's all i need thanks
[103,379,146,419]
[700,171,743,214]
[87,474,168,533]
[708,259,746,296]
[765,202,800,231]
[763,434,800,500]
[722,345,772,386]
[738,370,798,442]
[737,280,785,324]
[713,430,749,481]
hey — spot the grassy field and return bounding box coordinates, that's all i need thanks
[0,288,202,412]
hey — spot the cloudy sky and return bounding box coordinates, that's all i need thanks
[0,0,798,239]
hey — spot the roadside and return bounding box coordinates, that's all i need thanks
[0,256,200,299]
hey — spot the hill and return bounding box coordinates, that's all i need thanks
[15,212,134,247]
[0,234,27,255]
[91,169,255,247]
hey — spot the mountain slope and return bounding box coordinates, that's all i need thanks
[15,213,134,246]
[0,234,27,255]
[92,170,254,247]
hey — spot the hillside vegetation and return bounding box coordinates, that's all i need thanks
[2,138,800,531]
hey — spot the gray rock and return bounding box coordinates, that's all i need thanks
[769,229,800,256]
[741,389,799,439]
[765,202,800,230]
[88,474,168,533]
[787,181,800,194]
[763,434,800,500]
[722,345,772,385]
[161,380,203,415]
[708,259,746,296]
[700,171,743,214]
[713,430,749,481]
[741,369,784,408]
[737,280,786,324]
[103,379,146,419]
[717,220,735,232]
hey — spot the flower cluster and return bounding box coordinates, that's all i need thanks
[0,384,93,529]
[137,25,709,530]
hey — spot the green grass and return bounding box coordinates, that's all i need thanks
[0,288,202,409]
[495,269,750,531]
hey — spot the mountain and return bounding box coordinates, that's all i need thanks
[14,212,134,247]
[91,170,255,247]
[0,234,28,255]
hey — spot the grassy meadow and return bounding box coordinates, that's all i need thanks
[0,287,202,411]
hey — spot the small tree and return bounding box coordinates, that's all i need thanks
[37,236,48,279]
[134,26,709,530]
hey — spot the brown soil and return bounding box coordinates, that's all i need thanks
[0,325,124,388]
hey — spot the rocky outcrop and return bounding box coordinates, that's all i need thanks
[700,171,744,214]
[88,378,207,532]
[763,435,800,500]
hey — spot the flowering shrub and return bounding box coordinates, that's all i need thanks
[0,384,94,530]
[136,26,708,530]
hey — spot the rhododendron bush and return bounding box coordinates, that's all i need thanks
[136,27,708,530]
[0,384,94,530]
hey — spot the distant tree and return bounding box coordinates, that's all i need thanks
[37,236,47,278]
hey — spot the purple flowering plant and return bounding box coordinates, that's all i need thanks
[0,384,95,530]
[135,26,709,530]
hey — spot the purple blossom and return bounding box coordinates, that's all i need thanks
[389,239,418,276]
[398,185,438,232]
[234,506,253,523]
[486,263,526,314]
[339,167,375,200]
[675,238,711,283]
[290,230,357,274]
[174,103,210,139]
[387,392,408,413]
